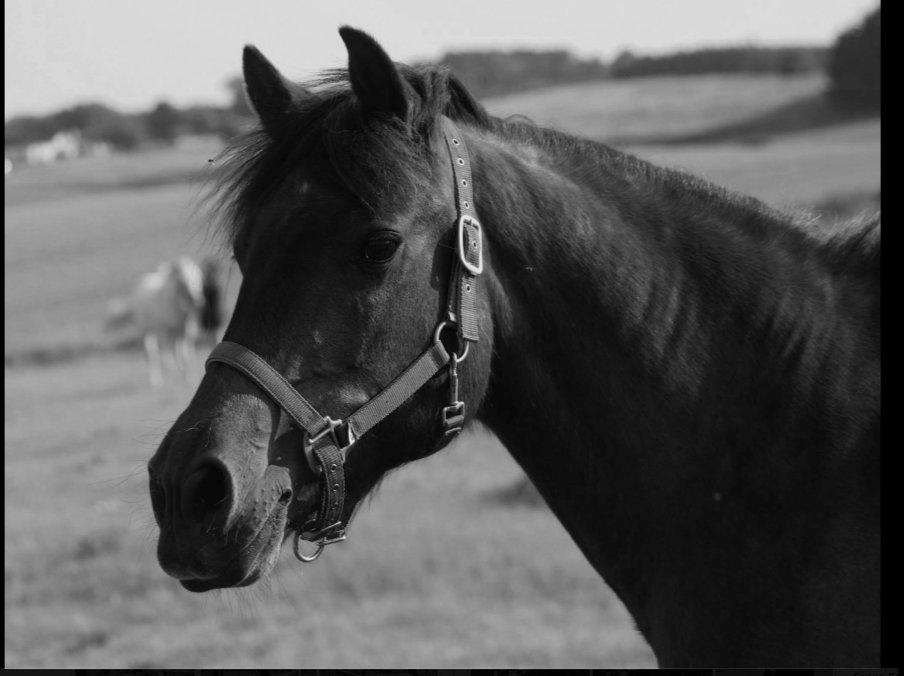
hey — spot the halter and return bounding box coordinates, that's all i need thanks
[205,118,483,562]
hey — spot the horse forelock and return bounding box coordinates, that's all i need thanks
[207,65,492,251]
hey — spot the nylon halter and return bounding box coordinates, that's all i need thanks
[204,117,483,562]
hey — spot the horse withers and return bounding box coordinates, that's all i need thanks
[148,28,879,666]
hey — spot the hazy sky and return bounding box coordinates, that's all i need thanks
[5,0,878,119]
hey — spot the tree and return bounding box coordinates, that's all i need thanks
[5,115,56,146]
[145,101,181,143]
[827,7,880,110]
[91,115,147,151]
[51,103,122,132]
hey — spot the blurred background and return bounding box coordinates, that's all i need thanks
[5,0,880,668]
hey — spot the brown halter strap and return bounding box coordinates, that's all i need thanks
[205,117,483,561]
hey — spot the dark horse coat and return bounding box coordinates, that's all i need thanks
[149,27,880,667]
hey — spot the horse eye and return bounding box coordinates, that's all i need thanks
[361,233,400,264]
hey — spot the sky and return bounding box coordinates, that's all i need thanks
[4,0,879,120]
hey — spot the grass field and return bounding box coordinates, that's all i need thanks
[4,74,880,668]
[483,73,829,143]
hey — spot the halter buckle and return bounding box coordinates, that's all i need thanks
[457,215,483,275]
[441,401,466,438]
[302,417,356,474]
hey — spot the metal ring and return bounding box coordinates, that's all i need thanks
[433,320,451,348]
[434,321,471,364]
[293,531,325,562]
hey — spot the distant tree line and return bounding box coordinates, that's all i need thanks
[608,46,827,79]
[5,7,878,151]
[437,45,831,99]
[827,6,879,109]
[434,50,608,98]
[5,80,252,151]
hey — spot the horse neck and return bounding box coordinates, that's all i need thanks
[467,126,877,649]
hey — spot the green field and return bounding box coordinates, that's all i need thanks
[4,74,880,668]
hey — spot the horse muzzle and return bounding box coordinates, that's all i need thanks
[149,421,295,590]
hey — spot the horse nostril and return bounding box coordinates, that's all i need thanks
[278,488,292,505]
[181,460,232,523]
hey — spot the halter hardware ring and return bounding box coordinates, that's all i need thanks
[293,532,325,562]
[294,522,347,563]
[434,321,469,363]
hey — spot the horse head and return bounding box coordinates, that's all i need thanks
[148,27,496,590]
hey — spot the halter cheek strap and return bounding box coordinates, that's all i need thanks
[204,117,483,562]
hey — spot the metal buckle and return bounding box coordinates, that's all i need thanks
[441,354,465,438]
[441,401,465,437]
[302,417,356,474]
[457,214,483,276]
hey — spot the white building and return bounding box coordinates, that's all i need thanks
[24,130,82,165]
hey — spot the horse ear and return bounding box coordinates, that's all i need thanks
[447,74,488,124]
[338,26,410,121]
[242,45,309,134]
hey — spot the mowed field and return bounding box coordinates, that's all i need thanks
[5,74,880,668]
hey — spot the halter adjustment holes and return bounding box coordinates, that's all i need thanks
[359,230,402,269]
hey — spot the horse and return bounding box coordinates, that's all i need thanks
[199,257,226,343]
[148,28,880,666]
[107,256,211,386]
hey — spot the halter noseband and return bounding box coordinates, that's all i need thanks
[204,118,483,562]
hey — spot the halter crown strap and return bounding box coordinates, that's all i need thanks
[204,117,482,560]
[441,118,482,344]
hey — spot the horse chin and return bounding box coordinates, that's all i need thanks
[177,504,288,592]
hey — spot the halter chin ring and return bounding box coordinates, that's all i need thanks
[293,525,347,562]
[293,532,325,562]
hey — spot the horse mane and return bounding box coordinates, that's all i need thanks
[813,211,880,277]
[482,113,880,278]
[209,64,879,280]
[208,64,488,247]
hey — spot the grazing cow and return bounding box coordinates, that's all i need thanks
[106,256,207,386]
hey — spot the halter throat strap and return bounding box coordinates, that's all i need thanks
[204,117,482,561]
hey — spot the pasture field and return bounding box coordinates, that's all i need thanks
[5,75,879,668]
[483,73,828,143]
[5,355,651,668]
